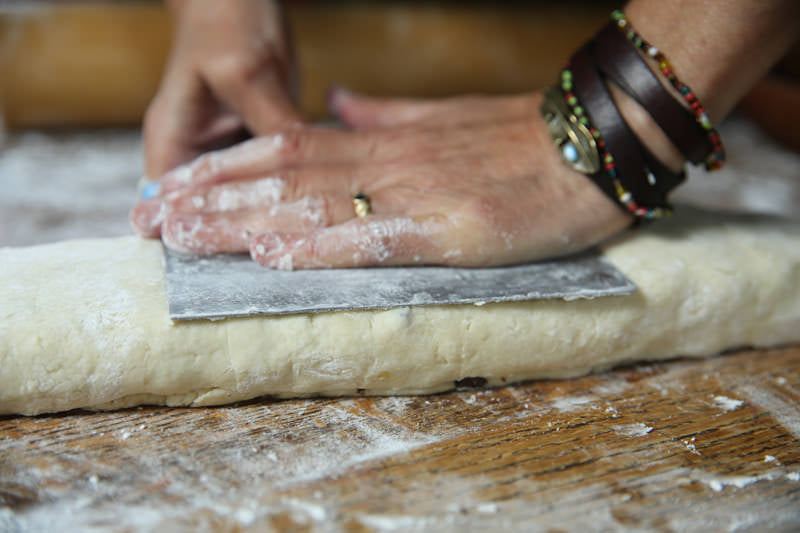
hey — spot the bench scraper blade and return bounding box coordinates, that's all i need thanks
[164,247,636,321]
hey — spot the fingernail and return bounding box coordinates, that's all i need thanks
[327,85,352,115]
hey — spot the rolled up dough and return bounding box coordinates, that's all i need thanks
[1,209,799,416]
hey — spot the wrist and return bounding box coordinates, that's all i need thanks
[607,83,685,173]
[625,0,800,123]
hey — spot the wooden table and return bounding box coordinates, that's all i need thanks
[2,346,799,531]
[1,79,799,532]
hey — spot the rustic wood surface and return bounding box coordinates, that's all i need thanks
[2,346,799,532]
[1,12,799,528]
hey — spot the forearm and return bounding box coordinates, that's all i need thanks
[604,0,799,172]
[625,0,799,122]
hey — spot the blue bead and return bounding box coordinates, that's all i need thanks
[562,143,579,163]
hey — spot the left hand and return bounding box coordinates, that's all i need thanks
[131,90,632,269]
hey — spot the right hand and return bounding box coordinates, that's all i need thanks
[131,91,633,268]
[143,0,303,180]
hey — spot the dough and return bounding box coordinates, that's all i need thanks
[1,209,799,416]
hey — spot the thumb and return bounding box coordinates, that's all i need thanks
[328,88,443,129]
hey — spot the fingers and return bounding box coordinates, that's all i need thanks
[157,126,436,195]
[207,55,304,136]
[329,88,449,129]
[161,194,354,255]
[158,133,295,194]
[130,198,165,238]
[131,161,364,240]
[249,215,453,269]
[163,175,290,214]
[329,88,537,129]
[144,71,250,179]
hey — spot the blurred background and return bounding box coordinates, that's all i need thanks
[0,0,798,247]
[0,0,623,128]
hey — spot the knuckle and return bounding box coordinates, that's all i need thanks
[191,153,217,177]
[317,195,335,227]
[281,169,304,200]
[464,196,499,226]
[276,128,308,163]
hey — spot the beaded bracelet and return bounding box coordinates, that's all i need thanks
[611,9,725,171]
[560,67,670,219]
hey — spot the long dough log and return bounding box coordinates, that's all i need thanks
[1,209,799,416]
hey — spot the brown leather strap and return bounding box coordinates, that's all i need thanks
[592,22,713,165]
[570,43,683,208]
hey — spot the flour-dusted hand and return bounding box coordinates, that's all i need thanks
[131,92,632,268]
[143,0,302,180]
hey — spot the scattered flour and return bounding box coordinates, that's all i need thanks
[612,423,653,437]
[0,130,142,246]
[738,385,800,439]
[713,395,744,412]
[476,503,499,514]
[551,395,596,412]
[683,437,701,456]
[700,469,800,492]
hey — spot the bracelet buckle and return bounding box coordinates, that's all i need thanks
[540,88,601,175]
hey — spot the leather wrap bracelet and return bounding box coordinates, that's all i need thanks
[541,12,724,220]
[592,23,713,166]
[571,42,684,211]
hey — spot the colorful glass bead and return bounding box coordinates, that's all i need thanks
[610,9,725,171]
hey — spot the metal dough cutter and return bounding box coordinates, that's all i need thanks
[164,247,636,321]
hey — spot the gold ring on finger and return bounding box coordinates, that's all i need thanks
[352,193,372,218]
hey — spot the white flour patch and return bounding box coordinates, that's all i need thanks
[0,130,142,246]
[476,502,499,514]
[551,395,596,412]
[357,514,433,531]
[738,385,800,439]
[612,423,653,437]
[706,477,758,492]
[697,469,800,493]
[591,378,631,396]
[713,395,744,412]
[683,437,701,456]
[7,399,468,533]
[704,474,769,492]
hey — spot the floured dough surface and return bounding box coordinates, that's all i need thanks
[1,209,799,416]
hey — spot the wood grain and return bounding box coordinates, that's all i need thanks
[2,346,799,532]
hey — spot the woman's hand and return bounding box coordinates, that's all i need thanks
[143,0,302,180]
[131,91,632,269]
